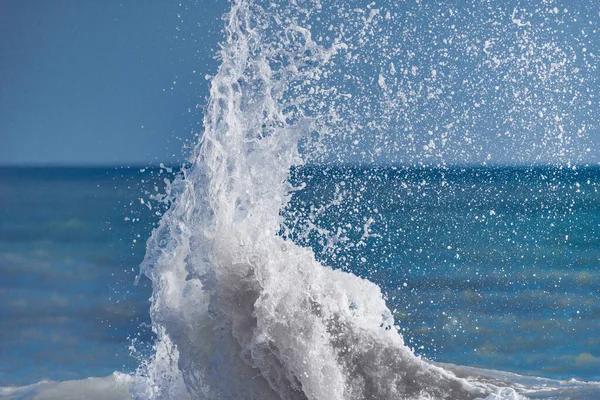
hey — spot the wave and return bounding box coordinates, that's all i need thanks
[103,0,600,399]
[0,373,133,400]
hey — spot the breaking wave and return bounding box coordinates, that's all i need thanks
[126,1,599,399]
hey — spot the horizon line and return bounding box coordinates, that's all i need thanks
[1,161,599,169]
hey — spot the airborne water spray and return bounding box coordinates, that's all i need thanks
[132,1,501,398]
[133,0,599,399]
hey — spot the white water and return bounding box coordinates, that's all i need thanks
[129,1,535,399]
[5,368,600,399]
[124,1,600,399]
[0,373,133,400]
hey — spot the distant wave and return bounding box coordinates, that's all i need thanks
[0,373,132,400]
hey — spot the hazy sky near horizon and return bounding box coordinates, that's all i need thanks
[0,0,227,166]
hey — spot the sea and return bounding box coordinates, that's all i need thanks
[1,165,599,399]
[3,0,600,398]
[0,167,161,385]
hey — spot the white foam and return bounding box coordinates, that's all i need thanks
[131,1,506,399]
[0,372,133,400]
[3,368,597,400]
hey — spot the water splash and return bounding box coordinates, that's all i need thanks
[133,1,599,399]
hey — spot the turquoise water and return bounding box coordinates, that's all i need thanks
[1,165,598,386]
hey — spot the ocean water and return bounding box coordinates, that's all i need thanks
[1,166,599,392]
[0,167,163,385]
[2,165,599,390]
[4,0,600,399]
[284,165,600,381]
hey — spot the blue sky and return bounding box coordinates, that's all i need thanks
[0,0,227,166]
[1,0,599,166]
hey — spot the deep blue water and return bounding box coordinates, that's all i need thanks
[1,165,599,386]
[0,167,164,386]
[284,165,600,381]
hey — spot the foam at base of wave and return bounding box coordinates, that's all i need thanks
[2,368,599,400]
[0,372,133,400]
